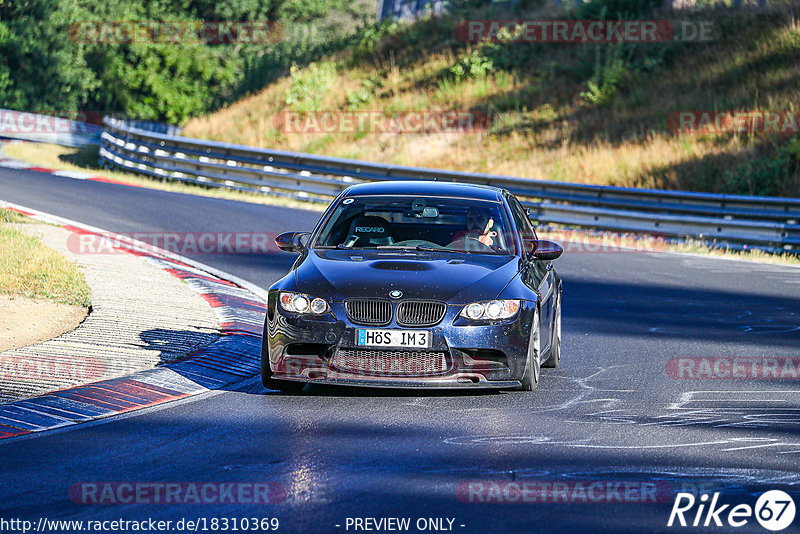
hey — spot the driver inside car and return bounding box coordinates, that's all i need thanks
[450,207,498,250]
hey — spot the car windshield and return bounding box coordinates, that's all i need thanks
[313,196,517,255]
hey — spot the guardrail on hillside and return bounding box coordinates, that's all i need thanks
[0,110,183,147]
[0,109,102,147]
[100,118,800,253]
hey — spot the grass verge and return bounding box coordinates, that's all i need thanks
[0,210,92,307]
[0,207,25,224]
[666,241,800,267]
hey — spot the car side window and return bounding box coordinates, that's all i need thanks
[509,197,535,242]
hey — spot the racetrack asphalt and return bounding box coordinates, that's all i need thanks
[1,167,799,533]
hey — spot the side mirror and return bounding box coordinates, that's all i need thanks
[275,232,309,253]
[526,239,563,261]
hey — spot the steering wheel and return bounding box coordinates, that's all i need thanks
[392,240,440,248]
[446,237,494,252]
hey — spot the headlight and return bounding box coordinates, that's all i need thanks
[279,292,330,315]
[459,299,520,321]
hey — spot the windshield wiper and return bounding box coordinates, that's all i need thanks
[413,245,458,253]
[315,244,359,250]
[375,245,458,253]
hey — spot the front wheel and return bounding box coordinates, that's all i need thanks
[543,290,561,368]
[520,309,541,391]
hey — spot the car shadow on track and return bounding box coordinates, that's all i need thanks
[139,328,221,365]
[234,377,512,398]
[299,383,506,398]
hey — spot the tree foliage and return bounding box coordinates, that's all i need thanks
[0,0,372,124]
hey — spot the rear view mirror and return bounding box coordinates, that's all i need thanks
[526,239,563,261]
[421,207,439,218]
[275,232,309,253]
[411,199,438,218]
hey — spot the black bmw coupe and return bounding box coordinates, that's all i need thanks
[262,181,563,392]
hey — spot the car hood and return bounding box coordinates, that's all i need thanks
[295,249,520,304]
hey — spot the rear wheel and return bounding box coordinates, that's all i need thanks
[543,291,561,368]
[261,350,305,393]
[520,309,541,391]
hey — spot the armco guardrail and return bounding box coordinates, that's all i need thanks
[0,109,102,147]
[0,110,181,147]
[101,118,800,252]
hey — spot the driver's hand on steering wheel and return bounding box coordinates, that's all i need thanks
[478,232,496,248]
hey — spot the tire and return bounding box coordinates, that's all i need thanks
[520,309,541,391]
[261,350,305,393]
[543,291,561,369]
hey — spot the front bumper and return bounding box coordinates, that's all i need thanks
[263,297,535,389]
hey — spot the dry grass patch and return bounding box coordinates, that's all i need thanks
[0,216,91,307]
[183,2,800,197]
[0,207,25,224]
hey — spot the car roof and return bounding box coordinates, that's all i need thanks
[341,180,504,202]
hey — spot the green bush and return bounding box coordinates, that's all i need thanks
[580,44,629,105]
[0,1,99,113]
[346,76,381,109]
[450,48,494,82]
[353,19,401,59]
[0,0,374,124]
[573,0,663,20]
[724,138,800,196]
[284,62,336,112]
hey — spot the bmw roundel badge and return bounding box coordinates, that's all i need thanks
[389,290,403,299]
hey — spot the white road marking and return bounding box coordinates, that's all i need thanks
[667,390,800,410]
[51,170,92,179]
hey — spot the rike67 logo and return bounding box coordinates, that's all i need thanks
[668,491,796,531]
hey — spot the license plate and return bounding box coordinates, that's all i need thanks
[357,329,431,348]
